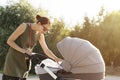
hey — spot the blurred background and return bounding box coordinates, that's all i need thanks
[0,0,120,76]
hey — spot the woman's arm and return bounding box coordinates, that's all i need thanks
[39,34,63,62]
[7,23,27,53]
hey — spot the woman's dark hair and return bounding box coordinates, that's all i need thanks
[36,15,50,25]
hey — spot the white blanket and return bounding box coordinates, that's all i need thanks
[35,59,62,74]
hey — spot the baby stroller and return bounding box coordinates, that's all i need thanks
[29,37,105,80]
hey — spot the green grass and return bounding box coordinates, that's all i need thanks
[106,66,120,76]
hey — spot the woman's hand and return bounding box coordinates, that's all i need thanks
[24,49,32,56]
[54,57,63,64]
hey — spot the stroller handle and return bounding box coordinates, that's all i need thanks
[25,52,49,65]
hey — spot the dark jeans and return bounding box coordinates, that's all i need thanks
[2,74,26,80]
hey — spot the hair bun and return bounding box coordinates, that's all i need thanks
[36,15,41,20]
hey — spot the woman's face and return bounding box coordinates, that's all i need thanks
[41,23,51,34]
[36,22,51,34]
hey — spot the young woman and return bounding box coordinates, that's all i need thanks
[2,15,62,80]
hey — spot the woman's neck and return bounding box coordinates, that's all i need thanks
[31,23,37,31]
[31,23,41,34]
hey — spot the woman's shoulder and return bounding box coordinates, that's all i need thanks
[19,22,32,28]
[20,22,26,25]
[20,22,32,26]
[18,23,26,28]
[15,23,27,32]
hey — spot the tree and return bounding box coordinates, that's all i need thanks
[99,11,120,66]
[45,18,70,58]
[70,24,82,37]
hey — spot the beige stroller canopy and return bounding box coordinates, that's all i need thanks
[57,37,105,73]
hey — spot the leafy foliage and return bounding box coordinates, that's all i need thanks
[46,19,70,58]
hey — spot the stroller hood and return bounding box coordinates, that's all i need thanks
[57,37,105,73]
